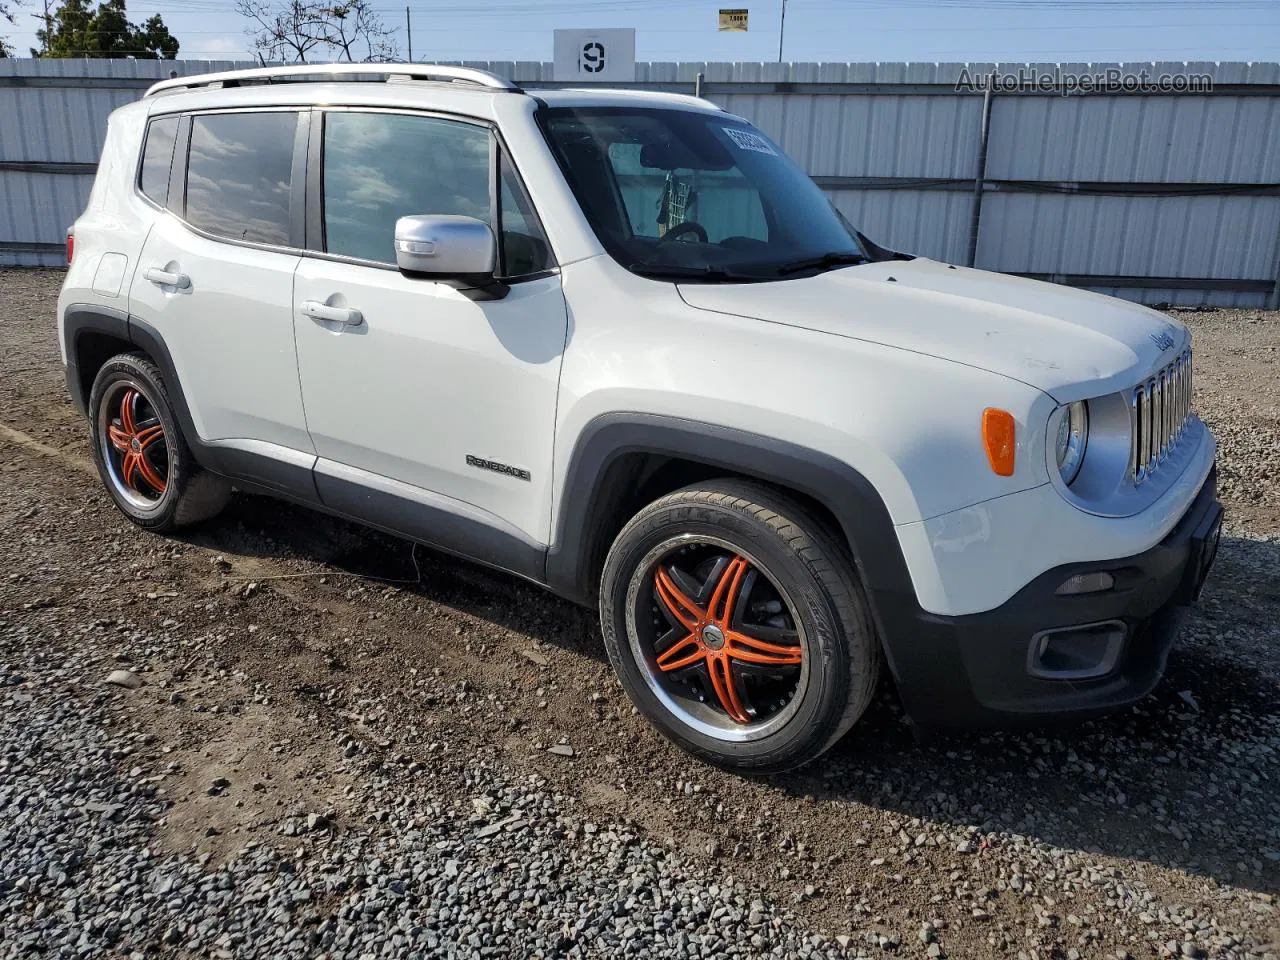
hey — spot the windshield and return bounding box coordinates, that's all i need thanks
[539,106,868,282]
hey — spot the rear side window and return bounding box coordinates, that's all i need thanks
[185,111,297,246]
[138,116,178,205]
[322,111,491,264]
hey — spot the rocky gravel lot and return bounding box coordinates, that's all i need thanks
[1,268,1278,960]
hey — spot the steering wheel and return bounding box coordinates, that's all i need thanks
[659,220,708,243]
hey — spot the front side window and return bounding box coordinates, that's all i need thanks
[540,107,866,281]
[321,111,553,277]
[139,116,179,205]
[185,111,297,246]
[322,112,491,265]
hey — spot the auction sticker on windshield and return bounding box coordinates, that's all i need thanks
[722,127,777,156]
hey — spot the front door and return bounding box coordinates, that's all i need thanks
[293,109,566,552]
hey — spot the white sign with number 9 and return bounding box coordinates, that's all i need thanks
[553,28,636,82]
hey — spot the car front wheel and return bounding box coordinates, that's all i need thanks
[600,480,879,773]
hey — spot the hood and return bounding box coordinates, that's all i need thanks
[677,258,1189,402]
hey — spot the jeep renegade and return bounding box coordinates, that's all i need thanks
[58,64,1223,772]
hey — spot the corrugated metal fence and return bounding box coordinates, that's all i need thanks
[3,58,1279,307]
[1,58,246,268]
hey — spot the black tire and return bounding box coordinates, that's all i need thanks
[599,479,879,774]
[88,353,231,532]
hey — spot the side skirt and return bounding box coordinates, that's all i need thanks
[312,459,546,585]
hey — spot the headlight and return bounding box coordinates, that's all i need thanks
[1053,401,1089,484]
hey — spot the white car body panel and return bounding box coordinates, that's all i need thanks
[677,257,1190,403]
[57,100,151,363]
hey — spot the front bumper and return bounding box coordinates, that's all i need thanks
[874,467,1223,727]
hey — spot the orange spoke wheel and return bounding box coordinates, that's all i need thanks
[632,538,807,740]
[98,382,170,509]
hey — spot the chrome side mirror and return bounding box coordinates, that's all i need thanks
[394,214,496,280]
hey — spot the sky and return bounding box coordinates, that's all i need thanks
[6,0,1280,64]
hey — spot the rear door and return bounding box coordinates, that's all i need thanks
[127,108,313,457]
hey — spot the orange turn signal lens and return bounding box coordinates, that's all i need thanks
[982,408,1016,476]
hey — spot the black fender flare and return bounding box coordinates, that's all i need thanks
[545,412,916,605]
[64,305,208,462]
[62,306,320,502]
[546,413,936,708]
[62,304,131,417]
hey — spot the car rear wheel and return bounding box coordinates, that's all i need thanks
[600,479,879,773]
[88,354,230,532]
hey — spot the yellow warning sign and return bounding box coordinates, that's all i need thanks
[719,8,748,31]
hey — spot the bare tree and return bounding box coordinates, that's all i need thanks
[235,0,398,64]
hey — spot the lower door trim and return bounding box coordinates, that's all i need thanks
[201,438,321,504]
[312,458,547,584]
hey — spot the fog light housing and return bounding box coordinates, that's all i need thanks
[1027,620,1126,680]
[1054,571,1115,596]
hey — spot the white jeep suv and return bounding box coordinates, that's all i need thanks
[58,64,1222,772]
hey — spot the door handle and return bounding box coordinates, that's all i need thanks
[301,300,363,326]
[144,267,190,289]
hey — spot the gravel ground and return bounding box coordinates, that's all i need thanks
[1,268,1277,960]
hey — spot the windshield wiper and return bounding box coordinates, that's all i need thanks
[774,251,869,276]
[627,262,762,283]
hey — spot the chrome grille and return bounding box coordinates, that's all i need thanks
[1130,348,1192,482]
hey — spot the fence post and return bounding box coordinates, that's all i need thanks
[1269,234,1280,310]
[966,80,994,268]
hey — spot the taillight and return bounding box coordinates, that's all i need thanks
[66,231,75,265]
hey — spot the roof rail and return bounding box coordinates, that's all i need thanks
[548,87,724,111]
[145,63,521,98]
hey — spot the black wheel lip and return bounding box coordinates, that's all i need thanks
[624,533,810,744]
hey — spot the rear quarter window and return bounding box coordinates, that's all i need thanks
[138,116,179,205]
